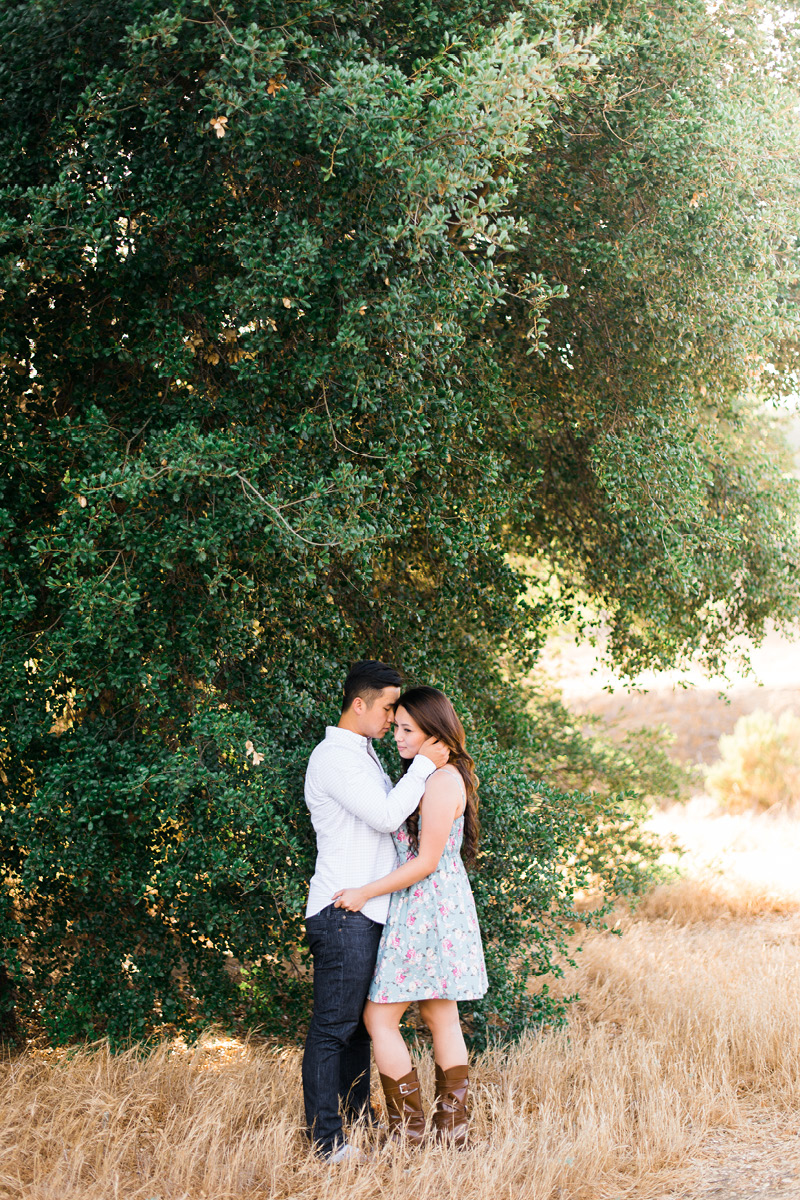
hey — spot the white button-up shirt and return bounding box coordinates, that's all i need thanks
[304,726,436,924]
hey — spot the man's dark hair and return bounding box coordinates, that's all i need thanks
[342,660,402,712]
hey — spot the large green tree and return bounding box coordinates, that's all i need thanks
[1,0,797,1043]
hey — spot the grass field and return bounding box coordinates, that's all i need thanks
[2,800,800,1200]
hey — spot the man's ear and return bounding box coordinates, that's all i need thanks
[351,696,365,716]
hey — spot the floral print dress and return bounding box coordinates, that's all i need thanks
[369,773,488,1003]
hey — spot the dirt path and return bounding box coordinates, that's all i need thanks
[666,1126,800,1200]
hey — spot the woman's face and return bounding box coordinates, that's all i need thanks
[393,705,427,760]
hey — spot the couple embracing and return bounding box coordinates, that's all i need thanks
[302,660,487,1161]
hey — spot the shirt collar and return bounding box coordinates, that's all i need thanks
[325,725,371,750]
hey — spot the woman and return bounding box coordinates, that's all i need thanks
[333,686,487,1148]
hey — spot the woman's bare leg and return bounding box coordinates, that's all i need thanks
[418,999,467,1068]
[363,1000,412,1078]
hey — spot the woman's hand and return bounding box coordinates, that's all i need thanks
[333,887,368,912]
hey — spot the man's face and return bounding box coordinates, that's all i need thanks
[353,686,401,739]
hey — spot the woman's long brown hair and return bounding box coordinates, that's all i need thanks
[396,686,479,866]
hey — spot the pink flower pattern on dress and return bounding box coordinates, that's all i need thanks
[368,814,488,1004]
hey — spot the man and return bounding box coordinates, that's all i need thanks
[302,659,448,1162]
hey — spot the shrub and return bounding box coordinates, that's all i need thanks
[706,710,800,812]
[519,679,694,806]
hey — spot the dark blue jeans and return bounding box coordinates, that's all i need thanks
[302,904,383,1155]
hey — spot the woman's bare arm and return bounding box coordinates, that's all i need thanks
[332,773,462,911]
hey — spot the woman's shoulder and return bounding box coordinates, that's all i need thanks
[423,766,465,798]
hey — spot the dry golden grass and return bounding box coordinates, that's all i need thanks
[3,801,800,1200]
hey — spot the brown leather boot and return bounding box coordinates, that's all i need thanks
[433,1063,470,1148]
[378,1066,426,1146]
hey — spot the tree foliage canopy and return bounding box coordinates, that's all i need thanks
[1,0,798,1043]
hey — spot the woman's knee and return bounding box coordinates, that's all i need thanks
[363,1001,379,1037]
[364,999,401,1038]
[419,999,460,1033]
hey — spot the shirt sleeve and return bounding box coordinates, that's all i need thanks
[323,752,436,833]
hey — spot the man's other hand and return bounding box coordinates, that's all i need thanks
[419,737,449,768]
